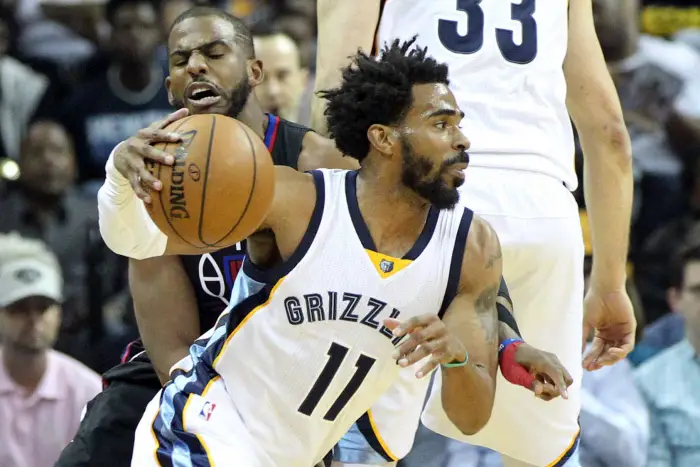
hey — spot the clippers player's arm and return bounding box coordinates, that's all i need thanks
[440,216,500,434]
[129,256,200,384]
[311,0,379,136]
[98,149,317,258]
[565,0,633,290]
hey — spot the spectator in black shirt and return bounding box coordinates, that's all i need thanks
[62,0,171,192]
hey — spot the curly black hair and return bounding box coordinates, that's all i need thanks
[319,37,449,161]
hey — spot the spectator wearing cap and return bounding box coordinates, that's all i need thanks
[0,233,102,467]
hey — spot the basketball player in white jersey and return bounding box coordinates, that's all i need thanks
[312,1,635,467]
[126,39,502,467]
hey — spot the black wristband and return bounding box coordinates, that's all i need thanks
[496,276,522,338]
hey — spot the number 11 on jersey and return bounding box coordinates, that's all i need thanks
[438,0,538,64]
[298,342,376,422]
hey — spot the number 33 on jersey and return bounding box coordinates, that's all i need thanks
[376,0,576,189]
[438,0,537,64]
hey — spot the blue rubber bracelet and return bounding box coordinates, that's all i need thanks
[442,352,469,368]
[499,338,524,354]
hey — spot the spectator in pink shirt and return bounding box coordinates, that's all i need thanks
[0,233,102,467]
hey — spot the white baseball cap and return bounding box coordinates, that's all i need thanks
[0,258,63,308]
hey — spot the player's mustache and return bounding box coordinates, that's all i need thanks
[443,150,470,168]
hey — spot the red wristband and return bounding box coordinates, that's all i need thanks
[499,340,535,389]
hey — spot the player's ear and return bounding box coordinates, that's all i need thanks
[367,124,396,158]
[248,59,264,87]
[165,76,176,107]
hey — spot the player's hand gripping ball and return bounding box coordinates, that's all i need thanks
[144,114,276,250]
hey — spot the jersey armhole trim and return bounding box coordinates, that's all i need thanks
[437,208,474,319]
[242,170,326,284]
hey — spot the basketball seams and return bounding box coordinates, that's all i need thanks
[156,115,209,249]
[196,115,219,246]
[210,122,258,246]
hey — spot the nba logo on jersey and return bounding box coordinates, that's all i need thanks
[199,401,216,421]
[379,259,394,273]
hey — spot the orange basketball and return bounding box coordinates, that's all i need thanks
[145,114,275,250]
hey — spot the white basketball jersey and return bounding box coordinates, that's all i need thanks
[377,0,577,188]
[168,169,474,467]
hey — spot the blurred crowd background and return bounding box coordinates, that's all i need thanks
[0,0,698,466]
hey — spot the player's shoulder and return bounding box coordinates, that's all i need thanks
[299,131,360,171]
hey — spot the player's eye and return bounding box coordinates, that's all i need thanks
[435,121,447,129]
[208,53,224,59]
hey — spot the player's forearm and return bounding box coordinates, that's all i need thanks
[311,0,380,135]
[129,257,200,385]
[97,143,167,259]
[580,126,633,289]
[565,0,634,290]
[440,363,496,435]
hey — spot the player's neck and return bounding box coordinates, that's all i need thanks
[236,103,268,140]
[356,166,431,249]
[2,347,47,393]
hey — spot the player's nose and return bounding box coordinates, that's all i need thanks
[453,129,470,151]
[186,52,209,77]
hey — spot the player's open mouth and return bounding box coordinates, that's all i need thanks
[186,82,222,108]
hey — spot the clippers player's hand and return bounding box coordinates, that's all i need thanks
[513,343,573,401]
[115,108,189,203]
[582,288,637,371]
[384,315,466,379]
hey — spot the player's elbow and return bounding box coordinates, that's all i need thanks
[576,109,632,169]
[441,377,496,435]
[444,402,494,436]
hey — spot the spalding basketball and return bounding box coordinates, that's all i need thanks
[145,114,275,250]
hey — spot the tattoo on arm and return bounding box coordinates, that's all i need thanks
[485,250,502,270]
[475,283,499,349]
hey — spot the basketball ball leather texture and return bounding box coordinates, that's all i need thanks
[145,114,275,250]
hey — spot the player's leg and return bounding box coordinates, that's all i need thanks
[134,377,271,467]
[55,358,161,467]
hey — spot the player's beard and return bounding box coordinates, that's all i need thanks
[172,74,252,118]
[400,138,467,210]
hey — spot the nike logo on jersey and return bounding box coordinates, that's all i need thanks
[283,292,403,344]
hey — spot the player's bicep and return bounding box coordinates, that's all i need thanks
[442,216,502,377]
[564,0,625,133]
[261,166,318,233]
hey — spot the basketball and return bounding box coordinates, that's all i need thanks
[145,114,275,250]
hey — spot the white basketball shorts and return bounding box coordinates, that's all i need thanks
[422,167,584,466]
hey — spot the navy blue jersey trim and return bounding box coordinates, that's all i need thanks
[437,208,474,319]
